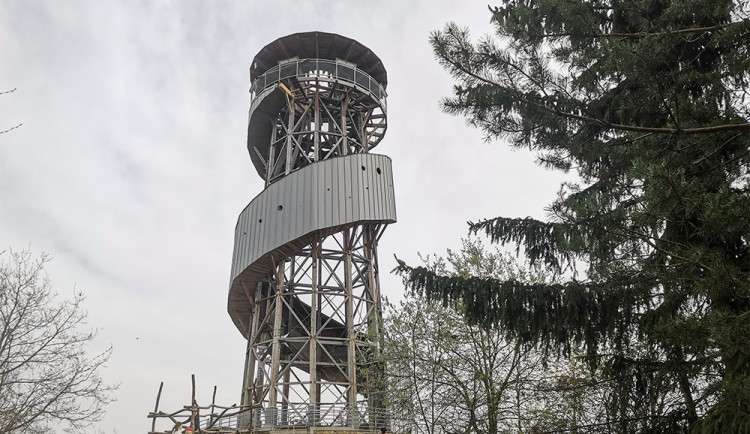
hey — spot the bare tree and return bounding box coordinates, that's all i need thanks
[388,238,624,433]
[384,294,540,434]
[385,238,547,434]
[0,249,116,433]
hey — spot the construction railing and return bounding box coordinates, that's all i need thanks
[147,378,414,433]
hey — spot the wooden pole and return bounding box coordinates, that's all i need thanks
[210,385,217,428]
[152,382,164,432]
[309,241,319,426]
[191,374,198,430]
[345,229,357,412]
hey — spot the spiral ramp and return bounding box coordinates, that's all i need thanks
[228,152,396,384]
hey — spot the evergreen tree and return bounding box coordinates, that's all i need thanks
[396,1,750,431]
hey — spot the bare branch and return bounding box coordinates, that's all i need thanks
[0,249,116,432]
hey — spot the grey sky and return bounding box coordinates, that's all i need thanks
[0,1,568,431]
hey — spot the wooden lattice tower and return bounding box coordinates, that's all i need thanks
[228,31,396,432]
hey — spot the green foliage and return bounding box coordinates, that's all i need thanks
[397,1,750,431]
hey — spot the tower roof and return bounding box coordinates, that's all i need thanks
[250,31,388,88]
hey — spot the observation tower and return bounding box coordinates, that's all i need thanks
[228,32,396,432]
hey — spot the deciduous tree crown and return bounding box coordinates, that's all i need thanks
[0,249,116,433]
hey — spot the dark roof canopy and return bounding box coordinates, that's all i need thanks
[250,31,388,88]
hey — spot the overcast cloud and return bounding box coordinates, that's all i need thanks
[1,1,569,431]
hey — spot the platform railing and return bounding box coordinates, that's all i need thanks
[250,58,387,109]
[204,403,414,433]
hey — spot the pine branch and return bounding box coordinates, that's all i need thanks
[468,217,575,271]
[538,104,750,135]
[392,256,649,360]
[434,28,750,137]
[530,20,749,39]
